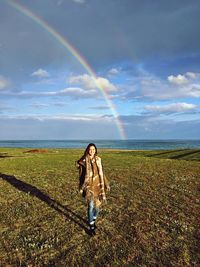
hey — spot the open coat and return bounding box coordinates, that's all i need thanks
[77,155,109,207]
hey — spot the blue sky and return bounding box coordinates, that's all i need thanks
[0,0,200,140]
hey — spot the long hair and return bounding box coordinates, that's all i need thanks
[83,143,97,157]
[77,143,98,164]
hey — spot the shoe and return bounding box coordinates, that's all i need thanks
[89,224,95,230]
[92,218,97,229]
[89,225,96,236]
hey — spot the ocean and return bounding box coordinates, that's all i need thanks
[0,140,200,150]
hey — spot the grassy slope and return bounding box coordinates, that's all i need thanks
[0,148,199,266]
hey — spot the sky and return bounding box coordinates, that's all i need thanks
[0,0,200,140]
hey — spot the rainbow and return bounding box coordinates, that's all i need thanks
[6,0,126,140]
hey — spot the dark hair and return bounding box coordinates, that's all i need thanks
[77,143,98,165]
[84,143,97,157]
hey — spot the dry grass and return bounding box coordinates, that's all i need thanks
[0,148,199,266]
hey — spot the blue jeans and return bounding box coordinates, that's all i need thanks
[88,200,100,225]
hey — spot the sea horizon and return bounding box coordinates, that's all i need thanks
[0,139,200,150]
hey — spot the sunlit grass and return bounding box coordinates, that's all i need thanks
[0,148,199,266]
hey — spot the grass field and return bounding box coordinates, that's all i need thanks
[0,148,199,266]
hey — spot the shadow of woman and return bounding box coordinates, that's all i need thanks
[0,173,90,235]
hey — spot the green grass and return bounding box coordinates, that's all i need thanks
[0,148,199,266]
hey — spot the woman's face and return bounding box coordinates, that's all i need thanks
[88,145,96,158]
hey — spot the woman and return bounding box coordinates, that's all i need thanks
[77,143,110,234]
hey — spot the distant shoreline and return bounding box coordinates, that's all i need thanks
[0,147,199,153]
[0,139,200,150]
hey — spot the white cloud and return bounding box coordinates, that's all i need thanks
[168,72,200,86]
[34,78,55,85]
[108,68,120,75]
[3,70,200,103]
[2,113,113,122]
[0,113,120,140]
[69,74,117,92]
[144,102,199,114]
[30,103,49,108]
[60,87,98,98]
[73,0,85,3]
[121,114,200,139]
[136,71,200,100]
[31,68,49,78]
[53,102,66,107]
[185,72,199,79]
[0,114,114,122]
[88,106,109,110]
[2,86,99,99]
[97,77,117,92]
[188,84,200,97]
[168,74,189,85]
[0,76,10,90]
